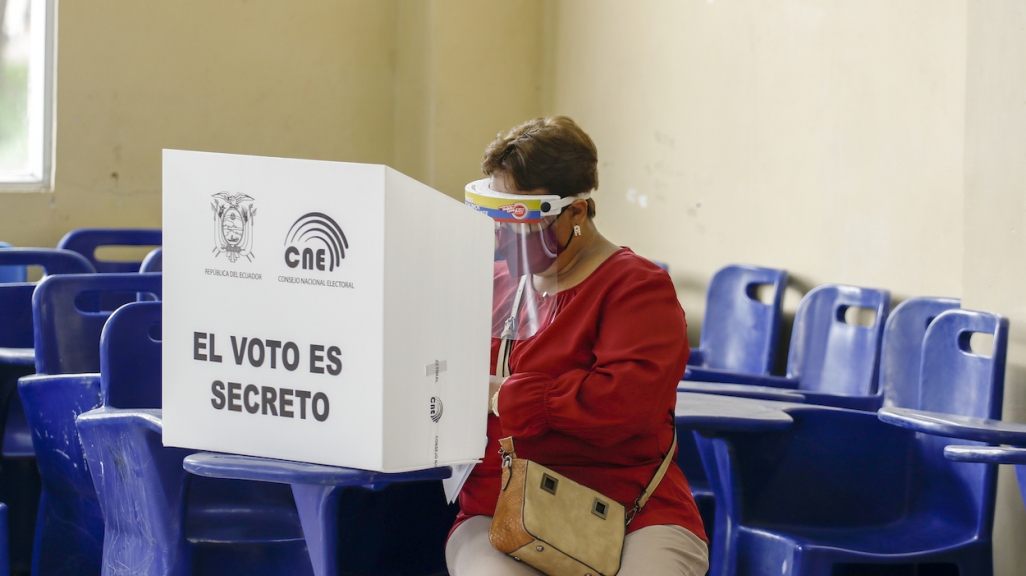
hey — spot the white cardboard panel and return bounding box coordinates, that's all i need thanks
[161,149,492,472]
[381,168,493,471]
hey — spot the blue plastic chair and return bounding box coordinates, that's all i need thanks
[31,273,161,375]
[879,297,961,409]
[781,284,891,409]
[58,229,162,312]
[57,229,162,274]
[0,502,10,576]
[0,243,26,284]
[946,445,1026,514]
[18,273,161,576]
[677,265,787,551]
[72,301,309,576]
[686,284,891,411]
[140,248,162,273]
[0,250,95,572]
[697,308,1007,576]
[688,265,788,375]
[75,301,454,576]
[0,249,96,357]
[181,455,455,576]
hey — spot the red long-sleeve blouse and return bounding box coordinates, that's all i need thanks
[453,248,707,543]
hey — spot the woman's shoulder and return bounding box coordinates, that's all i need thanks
[590,247,674,289]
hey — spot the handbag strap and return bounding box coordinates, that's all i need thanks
[500,431,678,527]
[626,430,677,526]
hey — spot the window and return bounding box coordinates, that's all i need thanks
[0,0,54,189]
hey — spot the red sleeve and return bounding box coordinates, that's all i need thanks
[497,268,688,447]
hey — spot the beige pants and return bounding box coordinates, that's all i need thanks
[446,515,709,576]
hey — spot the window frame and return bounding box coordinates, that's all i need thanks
[0,0,56,191]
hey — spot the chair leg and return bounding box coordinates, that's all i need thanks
[292,483,341,576]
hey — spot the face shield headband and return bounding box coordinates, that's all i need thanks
[465,178,592,277]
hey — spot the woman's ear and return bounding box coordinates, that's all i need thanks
[570,199,589,222]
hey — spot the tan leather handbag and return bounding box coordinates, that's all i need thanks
[488,433,677,576]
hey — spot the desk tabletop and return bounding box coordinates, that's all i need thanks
[183,452,452,487]
[0,347,34,366]
[879,407,1026,446]
[684,366,800,390]
[678,381,806,403]
[675,392,794,432]
[945,445,1026,465]
[183,393,795,486]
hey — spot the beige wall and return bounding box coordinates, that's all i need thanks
[964,2,1026,574]
[0,0,546,249]
[1,1,400,248]
[393,0,546,198]
[546,0,967,343]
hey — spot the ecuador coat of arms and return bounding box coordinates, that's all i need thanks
[211,192,256,263]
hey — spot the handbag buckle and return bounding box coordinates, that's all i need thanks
[625,498,642,526]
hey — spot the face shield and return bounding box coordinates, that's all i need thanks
[465,178,591,350]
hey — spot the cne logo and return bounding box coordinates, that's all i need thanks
[211,192,256,263]
[430,396,444,423]
[499,203,528,220]
[284,212,349,272]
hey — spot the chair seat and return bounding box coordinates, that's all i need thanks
[186,505,306,544]
[0,348,34,366]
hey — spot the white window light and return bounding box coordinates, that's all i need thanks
[0,0,55,190]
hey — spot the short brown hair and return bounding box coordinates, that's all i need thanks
[482,116,598,216]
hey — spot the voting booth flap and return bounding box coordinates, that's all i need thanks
[161,150,493,472]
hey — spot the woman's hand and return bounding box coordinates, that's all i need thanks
[489,375,507,415]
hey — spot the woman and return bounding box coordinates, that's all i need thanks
[448,116,708,576]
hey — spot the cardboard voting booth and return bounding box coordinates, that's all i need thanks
[162,150,494,472]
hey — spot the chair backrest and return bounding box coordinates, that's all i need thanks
[879,297,961,409]
[0,241,26,283]
[32,273,162,374]
[698,265,788,375]
[787,284,890,396]
[0,249,96,348]
[0,248,95,276]
[100,302,162,409]
[57,228,162,274]
[919,309,1007,419]
[139,248,163,273]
